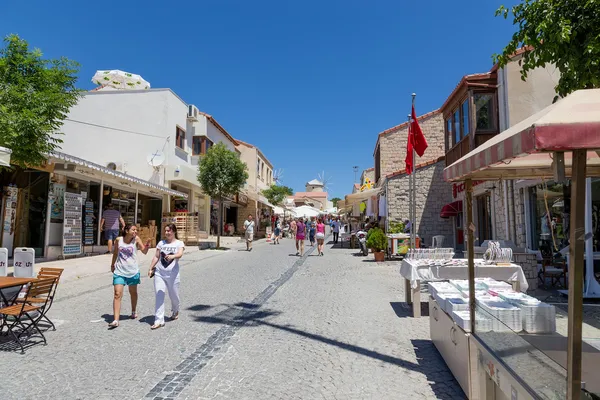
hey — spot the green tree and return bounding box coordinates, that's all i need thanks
[261,184,293,206]
[494,0,600,100]
[197,142,248,248]
[0,34,81,166]
[330,197,341,207]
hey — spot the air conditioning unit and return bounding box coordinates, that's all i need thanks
[106,161,128,173]
[187,104,199,121]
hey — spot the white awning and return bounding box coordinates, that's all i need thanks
[50,151,188,198]
[344,187,382,206]
[257,195,275,209]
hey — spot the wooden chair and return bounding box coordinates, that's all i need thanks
[0,277,55,353]
[32,268,64,330]
[539,257,568,288]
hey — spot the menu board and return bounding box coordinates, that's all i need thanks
[63,192,83,256]
[84,200,94,245]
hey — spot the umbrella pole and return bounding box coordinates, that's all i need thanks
[567,149,586,400]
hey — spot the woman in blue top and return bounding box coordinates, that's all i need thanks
[308,217,316,246]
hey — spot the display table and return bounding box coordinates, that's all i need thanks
[400,259,529,317]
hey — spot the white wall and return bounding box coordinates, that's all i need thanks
[206,118,236,152]
[237,145,258,192]
[59,89,187,185]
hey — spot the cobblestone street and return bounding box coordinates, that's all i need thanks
[1,237,463,400]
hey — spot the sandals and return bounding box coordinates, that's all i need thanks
[108,320,119,329]
[171,312,179,321]
[131,311,138,320]
[150,323,165,330]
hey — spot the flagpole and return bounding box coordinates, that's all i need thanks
[407,113,414,249]
[411,93,417,249]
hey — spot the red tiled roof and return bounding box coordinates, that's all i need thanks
[385,156,446,179]
[198,111,239,146]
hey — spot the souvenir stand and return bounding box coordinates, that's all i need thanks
[442,89,600,400]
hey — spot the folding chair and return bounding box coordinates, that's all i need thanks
[32,268,64,330]
[0,277,55,353]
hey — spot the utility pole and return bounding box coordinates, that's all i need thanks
[353,166,359,184]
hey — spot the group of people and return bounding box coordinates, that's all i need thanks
[106,221,185,331]
[283,216,343,257]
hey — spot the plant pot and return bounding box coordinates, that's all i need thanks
[373,251,385,262]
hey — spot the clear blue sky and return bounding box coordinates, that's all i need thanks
[2,0,518,199]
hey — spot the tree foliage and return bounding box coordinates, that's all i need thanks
[197,142,248,247]
[493,0,600,99]
[0,34,81,166]
[262,184,293,206]
[330,197,341,207]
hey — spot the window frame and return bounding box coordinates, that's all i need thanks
[473,92,497,132]
[191,136,213,156]
[175,126,186,149]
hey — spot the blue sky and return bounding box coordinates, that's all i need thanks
[2,0,518,199]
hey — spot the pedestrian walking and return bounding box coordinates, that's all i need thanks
[290,218,297,240]
[108,224,151,329]
[101,203,125,254]
[308,217,316,246]
[295,218,305,256]
[274,217,282,244]
[316,218,326,256]
[332,217,341,244]
[243,214,255,251]
[148,223,185,330]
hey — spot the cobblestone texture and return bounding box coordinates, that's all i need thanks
[0,235,463,400]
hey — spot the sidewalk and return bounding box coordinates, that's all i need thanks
[9,236,258,284]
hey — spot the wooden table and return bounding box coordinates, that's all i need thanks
[0,277,37,306]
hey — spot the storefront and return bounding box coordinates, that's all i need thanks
[45,152,187,259]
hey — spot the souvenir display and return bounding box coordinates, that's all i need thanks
[83,200,94,245]
[63,192,83,256]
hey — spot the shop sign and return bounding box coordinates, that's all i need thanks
[236,193,248,206]
[28,160,54,173]
[452,180,485,199]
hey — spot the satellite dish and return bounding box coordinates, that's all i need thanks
[147,151,165,167]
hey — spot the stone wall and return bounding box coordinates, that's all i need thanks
[378,112,445,179]
[387,161,453,247]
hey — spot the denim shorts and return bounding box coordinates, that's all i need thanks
[113,272,140,286]
[105,229,120,241]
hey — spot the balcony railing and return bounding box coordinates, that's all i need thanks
[445,133,498,167]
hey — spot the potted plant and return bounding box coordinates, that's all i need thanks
[366,227,387,262]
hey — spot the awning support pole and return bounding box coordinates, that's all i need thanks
[465,179,476,333]
[567,149,586,400]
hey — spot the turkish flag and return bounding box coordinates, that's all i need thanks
[405,123,414,174]
[411,105,428,157]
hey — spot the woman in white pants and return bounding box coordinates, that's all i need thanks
[148,223,185,330]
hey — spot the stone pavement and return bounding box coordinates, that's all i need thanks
[0,236,463,400]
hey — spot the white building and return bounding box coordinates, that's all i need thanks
[58,88,239,236]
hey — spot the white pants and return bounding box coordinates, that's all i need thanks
[154,273,180,325]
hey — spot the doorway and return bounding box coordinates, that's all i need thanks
[476,193,492,245]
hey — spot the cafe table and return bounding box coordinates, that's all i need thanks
[0,276,37,306]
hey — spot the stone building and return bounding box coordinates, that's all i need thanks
[384,157,453,246]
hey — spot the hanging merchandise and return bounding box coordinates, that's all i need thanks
[1,185,19,252]
[378,195,387,217]
[63,192,83,256]
[84,200,94,245]
[366,198,373,217]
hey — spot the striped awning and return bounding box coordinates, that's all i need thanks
[443,89,600,182]
[50,151,188,198]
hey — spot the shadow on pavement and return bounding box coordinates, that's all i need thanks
[390,302,429,318]
[185,302,462,398]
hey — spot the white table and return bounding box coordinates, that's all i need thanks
[400,259,529,317]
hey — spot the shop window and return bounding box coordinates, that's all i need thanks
[474,93,495,131]
[192,136,213,156]
[529,181,570,257]
[446,117,453,149]
[461,100,469,136]
[176,126,185,149]
[593,179,600,252]
[453,110,460,145]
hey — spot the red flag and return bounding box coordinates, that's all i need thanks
[411,105,428,157]
[405,122,414,174]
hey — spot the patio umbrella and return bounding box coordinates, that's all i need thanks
[292,205,320,218]
[91,70,151,90]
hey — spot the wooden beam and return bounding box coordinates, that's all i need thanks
[465,179,476,333]
[567,149,586,400]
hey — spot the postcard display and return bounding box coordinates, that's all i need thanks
[63,192,83,256]
[83,200,94,245]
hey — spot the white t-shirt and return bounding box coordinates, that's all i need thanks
[156,239,185,277]
[244,220,255,234]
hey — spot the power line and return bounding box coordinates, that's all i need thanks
[64,118,165,139]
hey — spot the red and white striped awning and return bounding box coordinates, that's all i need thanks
[443,89,600,182]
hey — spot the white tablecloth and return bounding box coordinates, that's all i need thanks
[400,259,529,292]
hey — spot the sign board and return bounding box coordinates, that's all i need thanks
[452,180,485,199]
[236,193,248,207]
[63,192,83,256]
[13,247,35,278]
[0,248,7,277]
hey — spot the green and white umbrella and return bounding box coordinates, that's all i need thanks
[91,70,150,90]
